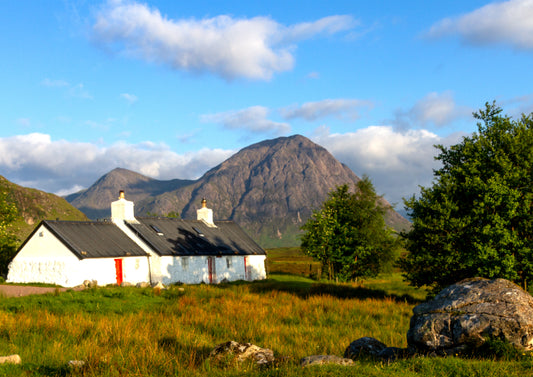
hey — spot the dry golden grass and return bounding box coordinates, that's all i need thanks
[0,276,531,376]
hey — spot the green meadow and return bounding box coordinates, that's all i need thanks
[0,249,531,376]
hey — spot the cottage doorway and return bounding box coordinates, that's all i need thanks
[114,259,123,285]
[244,256,252,281]
[207,257,216,284]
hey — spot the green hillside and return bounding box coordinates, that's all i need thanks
[0,176,88,244]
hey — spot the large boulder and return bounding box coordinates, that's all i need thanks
[408,278,533,355]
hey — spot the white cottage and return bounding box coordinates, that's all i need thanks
[7,192,267,287]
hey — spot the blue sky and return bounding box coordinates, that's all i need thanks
[1,0,532,211]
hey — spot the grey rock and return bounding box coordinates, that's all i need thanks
[377,347,411,361]
[0,354,21,364]
[152,282,166,290]
[408,277,533,354]
[136,282,151,288]
[210,341,275,366]
[344,337,387,359]
[301,355,354,367]
[83,280,98,288]
[68,360,86,368]
[120,282,133,287]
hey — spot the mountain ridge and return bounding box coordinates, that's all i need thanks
[65,135,410,247]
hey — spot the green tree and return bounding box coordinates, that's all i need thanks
[0,190,18,278]
[146,211,180,218]
[301,177,397,281]
[400,102,533,293]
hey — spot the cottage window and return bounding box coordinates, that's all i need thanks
[193,227,205,237]
[181,257,189,270]
[226,257,232,269]
[150,225,164,236]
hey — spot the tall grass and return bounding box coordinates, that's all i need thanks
[0,276,531,376]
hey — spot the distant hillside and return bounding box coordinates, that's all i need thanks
[66,135,411,247]
[0,176,88,243]
[65,168,194,219]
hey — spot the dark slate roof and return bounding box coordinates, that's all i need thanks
[38,220,148,259]
[126,217,266,257]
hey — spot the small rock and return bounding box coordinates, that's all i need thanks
[120,282,133,287]
[83,280,98,288]
[344,337,387,359]
[210,341,275,366]
[152,282,166,290]
[68,360,86,368]
[136,282,151,288]
[0,354,21,364]
[301,355,354,367]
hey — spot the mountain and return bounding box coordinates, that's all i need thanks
[0,176,88,242]
[65,168,194,219]
[66,135,411,247]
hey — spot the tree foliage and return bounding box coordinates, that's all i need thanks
[0,190,18,277]
[400,102,533,293]
[301,177,397,281]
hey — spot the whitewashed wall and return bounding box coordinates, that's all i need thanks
[7,222,267,287]
[7,225,151,287]
[78,257,151,287]
[7,225,79,286]
[244,255,267,281]
[158,255,266,285]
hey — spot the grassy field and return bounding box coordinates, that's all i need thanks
[0,251,532,376]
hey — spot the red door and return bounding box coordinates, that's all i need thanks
[208,257,216,284]
[114,259,123,285]
[244,257,251,281]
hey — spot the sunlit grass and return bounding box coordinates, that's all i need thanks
[0,255,530,376]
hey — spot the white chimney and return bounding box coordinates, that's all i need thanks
[197,198,216,227]
[111,190,136,221]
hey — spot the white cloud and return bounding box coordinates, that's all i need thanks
[41,78,69,87]
[307,71,320,79]
[427,0,533,50]
[0,133,233,195]
[41,78,92,99]
[283,15,358,42]
[120,93,138,104]
[312,125,465,208]
[393,91,472,129]
[281,99,373,121]
[201,106,291,135]
[92,0,356,80]
[502,93,533,117]
[0,126,467,216]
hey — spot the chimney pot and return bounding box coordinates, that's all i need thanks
[119,190,125,200]
[197,198,215,226]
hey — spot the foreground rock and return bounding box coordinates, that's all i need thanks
[344,337,387,359]
[210,341,275,366]
[344,337,410,361]
[301,355,354,367]
[0,354,21,364]
[408,278,533,355]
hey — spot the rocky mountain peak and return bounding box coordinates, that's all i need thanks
[66,135,410,247]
